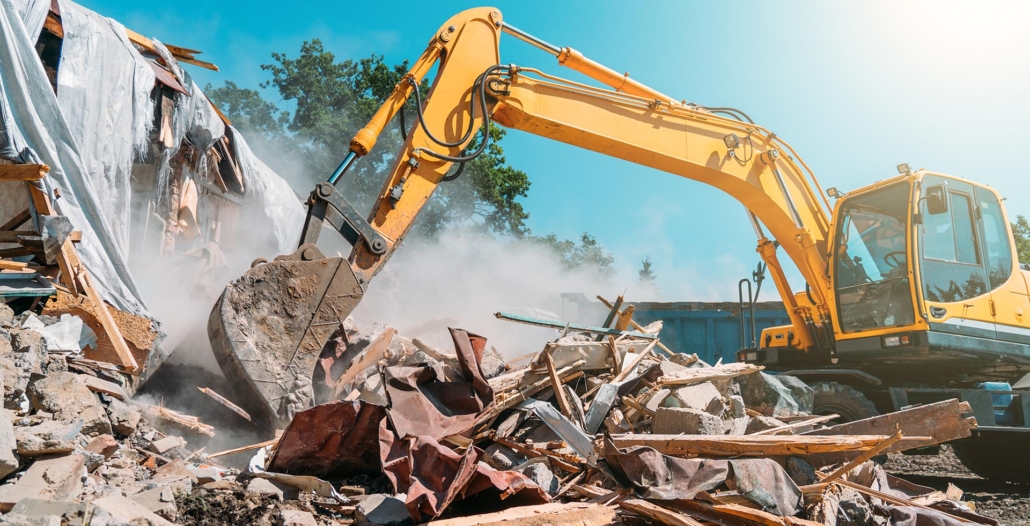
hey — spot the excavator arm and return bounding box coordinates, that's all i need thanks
[210,7,840,428]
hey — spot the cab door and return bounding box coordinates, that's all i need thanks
[918,176,995,339]
[975,186,1030,344]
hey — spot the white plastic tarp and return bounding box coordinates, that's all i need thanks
[56,0,157,257]
[0,0,148,315]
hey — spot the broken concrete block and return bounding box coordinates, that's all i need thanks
[0,454,85,512]
[85,435,119,459]
[8,499,84,526]
[0,513,60,526]
[148,436,184,455]
[130,486,178,521]
[726,395,746,419]
[357,371,389,407]
[246,477,284,501]
[25,372,110,435]
[356,493,414,526]
[278,509,317,526]
[14,419,80,457]
[663,382,722,415]
[483,443,522,470]
[721,416,749,435]
[479,346,507,379]
[514,462,559,495]
[0,304,13,328]
[735,372,814,417]
[644,388,671,413]
[745,415,787,435]
[91,495,175,526]
[785,456,818,486]
[188,467,221,485]
[0,410,17,479]
[652,407,723,435]
[105,399,141,436]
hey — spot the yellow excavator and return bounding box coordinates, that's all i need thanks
[208,8,1030,480]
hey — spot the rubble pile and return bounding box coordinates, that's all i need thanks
[0,300,994,526]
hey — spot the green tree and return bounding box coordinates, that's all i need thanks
[638,256,656,282]
[533,233,615,276]
[1013,215,1030,265]
[208,40,530,237]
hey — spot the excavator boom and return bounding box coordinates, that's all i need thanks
[209,7,839,428]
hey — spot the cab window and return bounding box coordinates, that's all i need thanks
[977,187,1013,290]
[919,177,987,303]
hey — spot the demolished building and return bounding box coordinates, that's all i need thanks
[0,0,304,385]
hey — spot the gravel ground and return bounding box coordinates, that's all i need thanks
[885,446,1030,526]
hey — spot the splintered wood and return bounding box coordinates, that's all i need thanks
[609,434,933,457]
[144,406,215,437]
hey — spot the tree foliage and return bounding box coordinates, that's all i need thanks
[532,233,615,276]
[638,256,656,282]
[1013,215,1030,265]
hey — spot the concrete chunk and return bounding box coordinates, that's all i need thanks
[735,372,813,417]
[85,435,119,459]
[663,382,723,415]
[246,477,284,501]
[9,499,86,526]
[0,410,18,479]
[105,399,141,437]
[652,407,723,435]
[25,373,110,435]
[514,462,559,495]
[278,509,317,526]
[91,495,175,526]
[0,513,61,526]
[129,486,178,521]
[356,493,414,526]
[0,454,85,512]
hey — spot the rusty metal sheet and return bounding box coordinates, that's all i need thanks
[144,58,188,95]
[383,328,493,439]
[603,437,801,517]
[266,400,385,479]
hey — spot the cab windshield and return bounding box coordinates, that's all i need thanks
[834,182,915,332]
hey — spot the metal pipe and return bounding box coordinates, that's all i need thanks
[501,22,562,56]
[772,166,804,229]
[746,210,765,239]
[327,151,357,186]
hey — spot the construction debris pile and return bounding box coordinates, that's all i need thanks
[0,296,1001,525]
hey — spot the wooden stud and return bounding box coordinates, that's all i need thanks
[0,210,31,231]
[544,350,574,420]
[0,164,49,181]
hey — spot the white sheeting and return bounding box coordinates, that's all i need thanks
[56,0,156,257]
[232,126,304,254]
[12,0,46,41]
[0,0,148,315]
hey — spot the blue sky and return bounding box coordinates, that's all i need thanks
[80,0,1030,300]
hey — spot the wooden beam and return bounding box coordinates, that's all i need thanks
[0,247,31,258]
[0,260,29,271]
[618,499,705,526]
[609,433,933,458]
[331,327,396,398]
[819,431,903,484]
[428,503,616,526]
[0,164,48,181]
[803,398,976,465]
[598,295,675,356]
[43,12,63,38]
[544,350,574,420]
[123,29,219,71]
[612,339,658,383]
[78,272,138,373]
[657,362,763,387]
[1,210,31,232]
[751,413,839,435]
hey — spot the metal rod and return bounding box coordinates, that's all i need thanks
[501,22,562,56]
[746,210,765,239]
[327,151,357,185]
[771,166,804,229]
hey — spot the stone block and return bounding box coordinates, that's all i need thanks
[515,462,559,495]
[130,486,178,521]
[745,415,786,435]
[105,399,141,437]
[25,373,110,435]
[9,499,86,526]
[0,454,85,512]
[356,493,414,526]
[735,372,814,417]
[85,435,119,459]
[91,495,174,526]
[652,407,723,435]
[278,509,317,526]
[663,382,722,415]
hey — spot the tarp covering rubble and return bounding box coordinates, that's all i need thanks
[0,0,303,320]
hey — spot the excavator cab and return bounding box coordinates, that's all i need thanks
[753,171,1030,383]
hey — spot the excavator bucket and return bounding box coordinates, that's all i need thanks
[208,243,365,429]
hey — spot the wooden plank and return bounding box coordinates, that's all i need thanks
[429,503,616,526]
[820,431,903,484]
[0,248,31,258]
[123,29,219,71]
[610,433,933,457]
[675,500,824,526]
[331,328,396,398]
[613,304,636,331]
[828,479,978,525]
[612,339,658,382]
[618,498,705,526]
[657,362,764,387]
[598,295,675,356]
[198,387,252,422]
[43,12,63,38]
[78,272,138,373]
[1,209,31,231]
[751,413,839,435]
[82,375,128,400]
[0,260,28,271]
[0,164,48,181]
[803,399,976,464]
[544,350,574,420]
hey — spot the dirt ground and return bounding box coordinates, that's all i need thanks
[885,446,1030,525]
